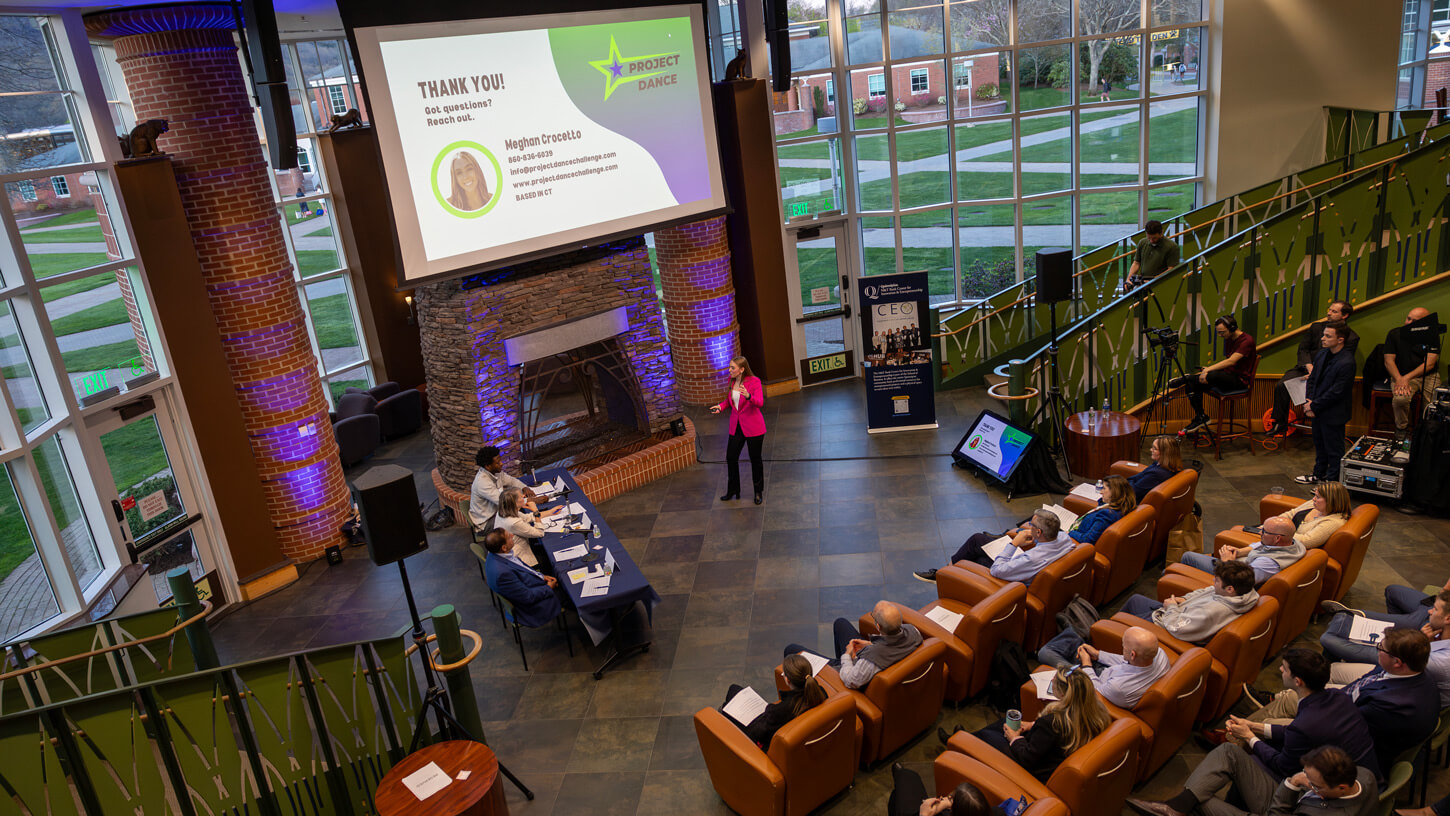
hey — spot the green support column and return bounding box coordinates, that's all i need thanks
[430,604,486,743]
[167,567,219,669]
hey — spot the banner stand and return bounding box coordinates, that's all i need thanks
[858,272,937,433]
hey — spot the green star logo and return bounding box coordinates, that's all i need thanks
[588,36,674,101]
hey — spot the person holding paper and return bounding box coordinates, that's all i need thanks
[468,445,537,529]
[494,488,563,572]
[719,653,827,749]
[784,600,922,690]
[1220,649,1378,780]
[1127,744,1377,816]
[1065,475,1135,546]
[1320,590,1450,704]
[1294,320,1356,486]
[1267,300,1357,437]
[1178,516,1303,587]
[481,528,562,628]
[1117,561,1259,645]
[711,355,766,505]
[1127,436,1188,501]
[1038,625,1169,709]
[1263,481,1352,550]
[971,668,1112,782]
[914,509,1072,584]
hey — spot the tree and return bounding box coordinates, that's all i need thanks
[1079,0,1140,90]
[0,17,68,172]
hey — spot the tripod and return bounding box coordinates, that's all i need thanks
[1026,300,1074,477]
[1143,338,1190,453]
[397,558,534,800]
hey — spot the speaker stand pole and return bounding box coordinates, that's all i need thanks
[1026,300,1073,477]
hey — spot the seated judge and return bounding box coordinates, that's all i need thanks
[494,488,563,571]
[1118,560,1260,645]
[1179,516,1304,586]
[719,653,828,749]
[914,509,1074,584]
[481,528,561,628]
[468,445,538,529]
[972,667,1113,781]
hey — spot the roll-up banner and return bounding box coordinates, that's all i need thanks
[858,272,937,433]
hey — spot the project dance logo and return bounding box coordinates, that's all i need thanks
[589,36,681,100]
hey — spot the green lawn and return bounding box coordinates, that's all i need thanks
[47,298,127,337]
[26,209,101,228]
[308,292,358,350]
[61,339,140,374]
[20,223,105,244]
[305,224,334,238]
[329,379,369,404]
[27,253,111,280]
[100,419,170,497]
[40,273,116,302]
[296,249,341,278]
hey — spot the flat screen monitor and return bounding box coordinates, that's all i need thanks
[352,5,728,286]
[952,410,1036,483]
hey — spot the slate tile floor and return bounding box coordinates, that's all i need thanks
[211,380,1450,815]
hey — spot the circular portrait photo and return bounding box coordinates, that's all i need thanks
[431,141,503,219]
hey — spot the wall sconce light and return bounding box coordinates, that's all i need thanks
[405,295,416,326]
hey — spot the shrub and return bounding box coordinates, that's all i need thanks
[853,98,868,115]
[961,257,1018,298]
[867,98,887,113]
[813,85,827,117]
[975,82,1000,100]
[893,100,907,112]
[937,95,947,106]
[911,92,934,108]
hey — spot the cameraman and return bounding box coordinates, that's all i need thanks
[1267,300,1358,437]
[1124,220,1180,290]
[1384,307,1442,438]
[1171,316,1256,435]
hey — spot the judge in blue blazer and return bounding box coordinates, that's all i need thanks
[483,528,561,628]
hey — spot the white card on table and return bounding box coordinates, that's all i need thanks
[554,544,587,560]
[581,576,611,597]
[401,761,451,801]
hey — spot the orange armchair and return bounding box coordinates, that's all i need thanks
[945,544,1096,649]
[1218,495,1380,603]
[695,690,862,816]
[944,719,1141,816]
[817,638,948,766]
[933,752,1070,816]
[1088,505,1157,604]
[1160,548,1328,656]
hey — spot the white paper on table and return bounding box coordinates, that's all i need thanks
[456,770,471,781]
[581,575,611,597]
[1284,374,1309,406]
[1348,616,1395,644]
[540,515,568,532]
[1069,483,1102,501]
[982,535,1014,560]
[571,511,592,531]
[1031,669,1060,701]
[568,502,586,516]
[798,651,831,676]
[554,544,588,560]
[924,606,965,633]
[722,686,769,725]
[1043,504,1079,529]
[568,565,603,584]
[401,761,451,801]
[533,480,558,496]
[604,548,617,574]
[555,477,567,493]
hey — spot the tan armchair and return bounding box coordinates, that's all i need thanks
[1088,504,1157,604]
[944,718,1141,816]
[1214,495,1379,603]
[946,543,1095,649]
[695,690,861,816]
[817,638,948,766]
[933,752,1069,816]
[1160,548,1328,656]
[1065,463,1198,564]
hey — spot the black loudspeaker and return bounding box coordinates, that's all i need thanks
[350,464,428,566]
[238,0,298,170]
[763,0,791,92]
[1034,247,1074,303]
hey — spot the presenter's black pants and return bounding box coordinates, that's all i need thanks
[1312,419,1346,481]
[1271,365,1309,428]
[1170,369,1243,417]
[726,430,765,496]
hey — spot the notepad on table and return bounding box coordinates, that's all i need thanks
[722,686,769,725]
[982,535,1014,559]
[567,502,586,516]
[567,565,603,584]
[1348,616,1394,644]
[1069,483,1102,501]
[533,480,559,497]
[1031,669,1060,701]
[554,544,588,560]
[924,606,965,633]
[581,575,611,597]
[798,651,831,676]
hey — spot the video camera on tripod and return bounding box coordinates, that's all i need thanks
[1143,326,1180,353]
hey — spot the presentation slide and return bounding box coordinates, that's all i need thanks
[958,412,1034,481]
[353,6,727,284]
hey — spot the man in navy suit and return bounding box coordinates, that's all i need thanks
[1296,320,1356,486]
[483,528,561,628]
[1333,627,1440,776]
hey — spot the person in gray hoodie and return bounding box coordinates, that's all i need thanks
[1119,561,1260,643]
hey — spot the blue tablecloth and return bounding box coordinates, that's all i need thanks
[532,468,659,645]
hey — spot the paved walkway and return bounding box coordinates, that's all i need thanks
[0,521,99,642]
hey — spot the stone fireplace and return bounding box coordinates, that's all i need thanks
[418,236,694,508]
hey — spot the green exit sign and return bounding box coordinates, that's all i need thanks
[787,201,809,218]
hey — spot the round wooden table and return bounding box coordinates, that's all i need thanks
[375,740,508,816]
[1064,411,1142,480]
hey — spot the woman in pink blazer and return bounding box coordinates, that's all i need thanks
[711,355,766,504]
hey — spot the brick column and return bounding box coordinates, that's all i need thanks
[90,185,155,372]
[655,216,738,405]
[87,6,349,562]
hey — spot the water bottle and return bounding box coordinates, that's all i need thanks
[1101,398,1111,416]
[1087,406,1096,426]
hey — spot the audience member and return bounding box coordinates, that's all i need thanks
[1037,625,1170,709]
[1295,320,1357,486]
[1324,577,1450,631]
[1267,300,1358,437]
[1221,649,1378,779]
[1270,481,1352,550]
[889,768,996,816]
[972,668,1112,781]
[1396,793,1450,816]
[481,528,560,628]
[1128,744,1377,816]
[468,444,536,528]
[1383,306,1442,438]
[1128,436,1189,501]
[1170,315,1257,435]
[1117,561,1259,644]
[785,600,922,690]
[1065,475,1136,545]
[1321,591,1450,707]
[914,509,1073,584]
[1179,516,1303,586]
[719,653,828,749]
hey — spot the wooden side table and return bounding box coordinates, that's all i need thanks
[375,740,508,816]
[1064,411,1142,480]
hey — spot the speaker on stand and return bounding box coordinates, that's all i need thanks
[350,464,428,566]
[1026,248,1076,475]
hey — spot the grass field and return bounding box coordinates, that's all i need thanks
[27,253,111,280]
[20,223,106,244]
[308,292,358,350]
[47,298,127,337]
[41,274,116,302]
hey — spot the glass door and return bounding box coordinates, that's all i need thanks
[83,395,219,607]
[789,221,858,386]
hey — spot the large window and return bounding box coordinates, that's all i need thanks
[1398,0,1449,109]
[772,0,1208,305]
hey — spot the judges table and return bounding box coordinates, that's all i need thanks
[532,468,659,678]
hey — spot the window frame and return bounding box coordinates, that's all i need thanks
[868,72,886,98]
[910,67,929,94]
[50,176,70,198]
[326,83,349,115]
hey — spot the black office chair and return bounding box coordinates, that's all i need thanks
[480,551,574,671]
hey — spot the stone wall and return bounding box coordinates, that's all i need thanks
[417,236,681,493]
